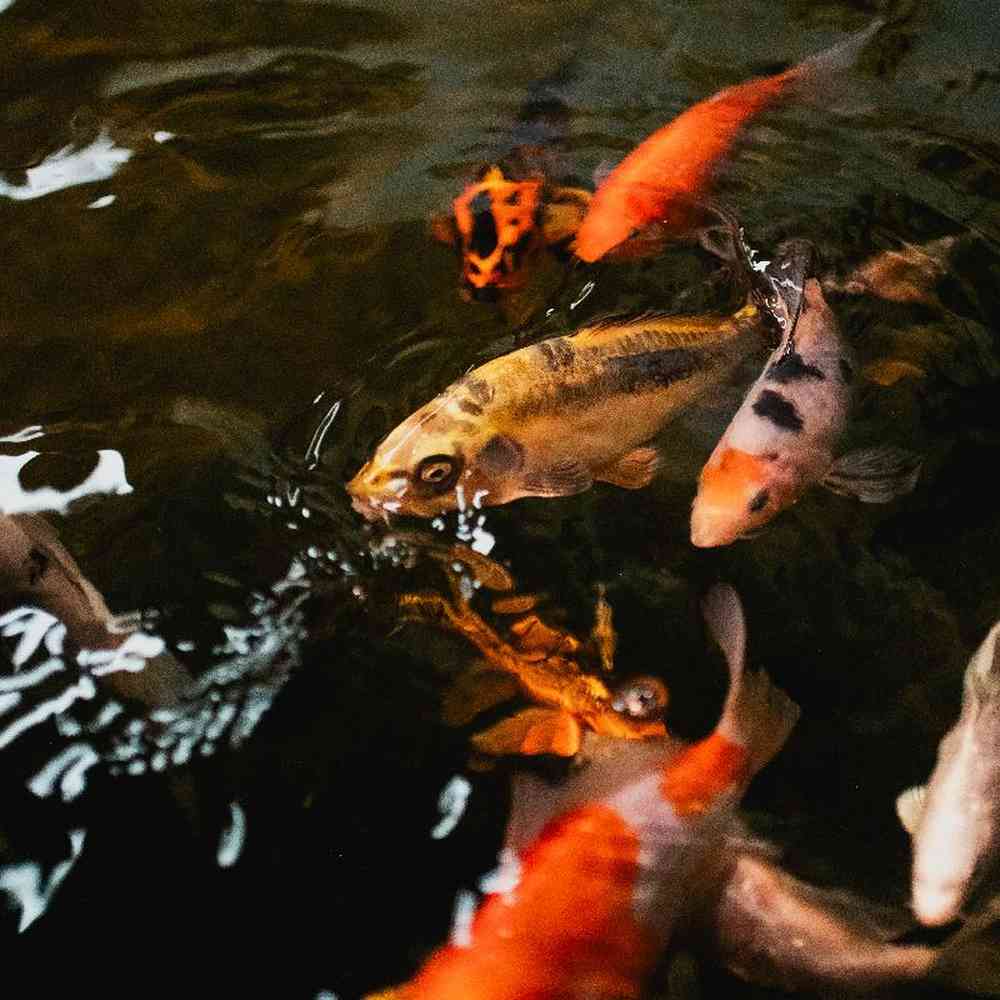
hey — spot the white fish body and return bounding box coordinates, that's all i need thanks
[898,621,1000,926]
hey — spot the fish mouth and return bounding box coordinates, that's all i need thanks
[690,512,743,549]
[349,492,391,524]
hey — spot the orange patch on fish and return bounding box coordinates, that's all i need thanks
[407,804,658,1000]
[452,167,543,292]
[698,447,767,505]
[661,732,748,817]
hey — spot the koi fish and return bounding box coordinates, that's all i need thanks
[431,62,592,302]
[391,585,801,1000]
[348,303,765,520]
[400,580,667,758]
[896,620,1000,927]
[432,165,590,302]
[573,20,883,263]
[690,275,921,547]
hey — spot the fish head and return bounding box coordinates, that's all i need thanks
[573,193,638,264]
[347,393,524,520]
[451,168,544,300]
[690,446,798,547]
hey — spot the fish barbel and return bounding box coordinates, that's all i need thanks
[348,303,764,520]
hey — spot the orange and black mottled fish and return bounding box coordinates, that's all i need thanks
[574,21,883,263]
[431,68,592,302]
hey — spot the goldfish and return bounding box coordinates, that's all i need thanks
[384,584,800,1000]
[573,21,883,263]
[690,273,921,547]
[348,302,766,520]
[896,620,1000,927]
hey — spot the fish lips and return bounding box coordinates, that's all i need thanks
[690,504,745,548]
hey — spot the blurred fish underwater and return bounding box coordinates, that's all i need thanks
[4,1,1000,998]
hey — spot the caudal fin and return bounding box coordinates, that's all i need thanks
[703,584,800,775]
[786,19,884,112]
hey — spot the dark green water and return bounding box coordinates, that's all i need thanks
[2,0,1000,995]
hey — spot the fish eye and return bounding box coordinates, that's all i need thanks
[612,676,668,721]
[416,454,460,492]
[748,489,770,513]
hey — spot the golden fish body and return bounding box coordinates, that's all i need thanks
[348,304,762,519]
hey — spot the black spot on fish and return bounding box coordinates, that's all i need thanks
[603,348,701,393]
[478,434,524,473]
[753,389,803,432]
[461,377,495,405]
[839,358,854,383]
[538,339,575,371]
[458,398,484,416]
[468,191,498,258]
[748,489,770,513]
[27,548,49,585]
[767,351,824,384]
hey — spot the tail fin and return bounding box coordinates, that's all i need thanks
[794,19,884,81]
[930,896,1000,997]
[786,19,884,112]
[703,584,800,775]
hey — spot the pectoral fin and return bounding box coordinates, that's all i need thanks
[896,784,928,836]
[594,446,660,489]
[471,707,582,758]
[822,445,922,503]
[522,459,593,498]
[441,666,521,727]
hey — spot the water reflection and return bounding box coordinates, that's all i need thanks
[0,131,132,201]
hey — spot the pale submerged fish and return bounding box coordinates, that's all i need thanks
[897,621,1000,927]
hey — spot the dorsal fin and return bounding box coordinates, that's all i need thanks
[569,303,758,350]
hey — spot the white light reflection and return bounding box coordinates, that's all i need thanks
[0,828,85,932]
[217,801,247,868]
[0,426,43,444]
[0,449,133,515]
[0,132,132,202]
[0,1,15,13]
[430,775,471,840]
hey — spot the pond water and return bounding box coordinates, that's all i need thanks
[2,0,1000,996]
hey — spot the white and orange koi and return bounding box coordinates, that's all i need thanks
[380,585,800,1000]
[690,276,921,547]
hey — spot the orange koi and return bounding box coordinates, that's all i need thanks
[573,21,883,263]
[386,585,800,1000]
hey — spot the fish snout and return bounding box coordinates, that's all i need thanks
[690,504,741,548]
[912,879,963,927]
